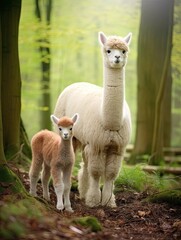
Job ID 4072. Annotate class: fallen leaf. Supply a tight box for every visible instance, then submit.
[173,220,181,230]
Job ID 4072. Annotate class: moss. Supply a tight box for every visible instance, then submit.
[0,164,28,196]
[0,198,43,219]
[72,216,102,232]
[0,221,26,240]
[149,189,181,205]
[0,197,44,239]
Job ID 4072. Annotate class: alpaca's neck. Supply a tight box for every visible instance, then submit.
[101,65,125,131]
[60,139,73,157]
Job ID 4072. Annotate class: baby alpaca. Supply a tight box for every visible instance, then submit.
[29,114,79,212]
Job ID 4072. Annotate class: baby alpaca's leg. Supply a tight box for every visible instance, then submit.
[41,163,51,200]
[63,165,73,212]
[51,166,64,210]
[29,155,42,197]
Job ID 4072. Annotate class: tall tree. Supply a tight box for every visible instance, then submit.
[35,0,52,130]
[172,0,181,146]
[131,0,174,164]
[1,0,22,156]
[0,0,27,195]
[0,9,6,166]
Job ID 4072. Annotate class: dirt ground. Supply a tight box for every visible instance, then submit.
[6,169,181,240]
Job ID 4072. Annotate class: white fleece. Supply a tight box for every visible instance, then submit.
[54,32,132,207]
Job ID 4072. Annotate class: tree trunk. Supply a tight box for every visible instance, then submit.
[151,8,173,164]
[171,0,181,147]
[163,66,172,147]
[0,0,28,196]
[130,0,174,164]
[0,11,6,165]
[35,0,52,130]
[20,118,32,159]
[1,0,22,156]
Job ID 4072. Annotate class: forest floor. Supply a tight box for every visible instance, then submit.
[1,168,181,240]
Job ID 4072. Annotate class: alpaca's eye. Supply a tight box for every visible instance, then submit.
[107,50,111,54]
[122,50,126,54]
[59,128,62,131]
[70,128,72,131]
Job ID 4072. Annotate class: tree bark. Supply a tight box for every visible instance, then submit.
[130,0,174,164]
[1,0,22,156]
[0,0,28,196]
[35,0,52,130]
[151,6,173,163]
[0,11,6,165]
[20,118,32,159]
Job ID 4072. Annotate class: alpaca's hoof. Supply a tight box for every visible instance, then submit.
[56,203,64,211]
[85,192,101,207]
[102,200,117,208]
[102,195,117,208]
[65,207,74,212]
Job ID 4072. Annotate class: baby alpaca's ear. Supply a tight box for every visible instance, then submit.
[50,115,59,125]
[99,32,107,46]
[72,113,79,124]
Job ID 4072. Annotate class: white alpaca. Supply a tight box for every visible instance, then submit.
[54,31,132,208]
[29,114,79,212]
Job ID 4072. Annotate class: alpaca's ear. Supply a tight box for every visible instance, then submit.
[124,32,132,45]
[99,32,107,46]
[72,113,79,125]
[50,115,59,125]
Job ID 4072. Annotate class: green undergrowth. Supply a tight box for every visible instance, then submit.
[73,156,181,205]
[115,164,149,192]
[72,216,102,232]
[115,163,181,204]
[115,163,180,193]
[149,189,181,205]
[0,196,44,239]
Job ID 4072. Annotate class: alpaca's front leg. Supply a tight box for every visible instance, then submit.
[102,180,116,207]
[86,175,101,207]
[102,154,122,207]
[51,167,64,210]
[78,147,89,199]
[54,183,64,210]
[63,165,74,212]
[86,153,102,207]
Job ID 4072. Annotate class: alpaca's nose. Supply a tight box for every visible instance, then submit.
[115,55,120,59]
[64,133,68,137]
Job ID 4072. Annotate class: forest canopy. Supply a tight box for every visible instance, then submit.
[19,0,180,147]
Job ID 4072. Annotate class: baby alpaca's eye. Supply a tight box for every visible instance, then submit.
[122,50,126,54]
[70,128,72,131]
[107,50,111,54]
[59,128,62,131]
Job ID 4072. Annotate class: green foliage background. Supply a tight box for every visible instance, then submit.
[19,0,181,146]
